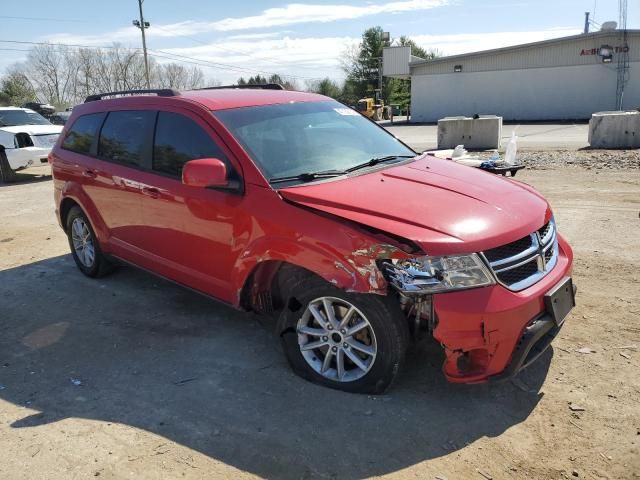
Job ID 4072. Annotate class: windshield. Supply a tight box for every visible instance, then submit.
[0,109,51,127]
[213,101,415,183]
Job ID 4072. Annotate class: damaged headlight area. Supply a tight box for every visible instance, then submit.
[382,253,495,294]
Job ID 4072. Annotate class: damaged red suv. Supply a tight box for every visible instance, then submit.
[50,85,575,393]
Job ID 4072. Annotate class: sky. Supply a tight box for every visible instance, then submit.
[0,0,637,85]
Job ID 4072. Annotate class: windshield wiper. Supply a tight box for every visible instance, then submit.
[346,155,415,173]
[269,170,346,185]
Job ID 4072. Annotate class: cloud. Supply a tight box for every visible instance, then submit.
[119,0,449,38]
[22,26,583,86]
[411,28,582,56]
[156,36,358,83]
[208,0,449,31]
[45,28,139,47]
[152,27,583,83]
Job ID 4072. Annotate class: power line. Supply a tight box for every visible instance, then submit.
[0,15,86,23]
[152,24,325,74]
[0,47,31,52]
[0,39,141,50]
[150,48,322,80]
[0,38,322,81]
[3,13,331,73]
[1,11,329,77]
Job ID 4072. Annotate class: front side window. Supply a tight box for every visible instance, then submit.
[61,113,105,154]
[214,101,414,184]
[98,111,155,167]
[153,112,227,177]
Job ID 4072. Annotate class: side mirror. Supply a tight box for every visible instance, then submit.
[182,158,228,188]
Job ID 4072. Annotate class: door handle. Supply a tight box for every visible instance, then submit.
[141,186,160,198]
[82,169,97,178]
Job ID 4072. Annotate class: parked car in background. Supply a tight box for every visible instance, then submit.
[49,111,72,126]
[0,107,63,182]
[50,86,575,393]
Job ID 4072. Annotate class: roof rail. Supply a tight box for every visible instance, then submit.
[195,83,285,91]
[84,88,181,103]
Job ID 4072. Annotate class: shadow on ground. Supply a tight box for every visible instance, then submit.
[0,171,52,187]
[0,255,552,479]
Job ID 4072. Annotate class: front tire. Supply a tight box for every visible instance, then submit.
[0,147,18,183]
[280,276,409,394]
[66,206,113,278]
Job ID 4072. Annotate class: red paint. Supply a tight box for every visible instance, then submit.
[280,154,551,256]
[434,235,573,382]
[51,89,574,384]
[182,158,227,188]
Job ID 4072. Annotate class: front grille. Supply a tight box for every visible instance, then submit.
[496,260,539,285]
[481,219,558,291]
[483,236,533,263]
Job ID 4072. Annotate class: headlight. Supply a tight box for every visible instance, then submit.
[31,134,59,148]
[382,253,495,294]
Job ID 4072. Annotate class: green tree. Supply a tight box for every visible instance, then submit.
[236,74,297,90]
[341,26,390,103]
[0,68,37,106]
[342,27,441,112]
[308,77,342,99]
[397,36,441,61]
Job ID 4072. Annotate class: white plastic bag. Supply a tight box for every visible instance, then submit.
[452,145,467,158]
[504,131,518,165]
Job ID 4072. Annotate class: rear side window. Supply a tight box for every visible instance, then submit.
[153,112,227,177]
[98,111,155,167]
[62,113,105,154]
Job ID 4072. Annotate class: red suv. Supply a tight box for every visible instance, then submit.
[50,86,575,393]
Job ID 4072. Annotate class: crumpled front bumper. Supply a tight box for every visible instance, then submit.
[432,235,574,383]
[6,147,52,170]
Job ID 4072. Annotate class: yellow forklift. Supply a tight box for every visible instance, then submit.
[356,89,391,121]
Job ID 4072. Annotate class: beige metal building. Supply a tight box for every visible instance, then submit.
[383,29,640,122]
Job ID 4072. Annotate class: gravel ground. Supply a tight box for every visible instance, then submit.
[518,150,640,170]
[0,159,638,480]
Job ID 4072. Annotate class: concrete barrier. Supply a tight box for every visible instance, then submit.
[437,115,502,150]
[589,111,640,149]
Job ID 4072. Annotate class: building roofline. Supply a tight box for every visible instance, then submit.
[409,29,640,66]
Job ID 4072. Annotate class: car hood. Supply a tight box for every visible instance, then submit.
[278,155,551,255]
[0,124,63,135]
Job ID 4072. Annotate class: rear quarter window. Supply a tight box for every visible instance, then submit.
[61,113,105,154]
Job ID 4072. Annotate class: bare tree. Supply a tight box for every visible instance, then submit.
[1,43,212,109]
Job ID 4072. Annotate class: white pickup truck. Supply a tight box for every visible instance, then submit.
[0,107,63,182]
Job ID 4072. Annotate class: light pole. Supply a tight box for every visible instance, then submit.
[378,32,390,101]
[133,0,151,89]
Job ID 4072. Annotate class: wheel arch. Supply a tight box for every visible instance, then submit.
[59,197,81,232]
[57,185,110,245]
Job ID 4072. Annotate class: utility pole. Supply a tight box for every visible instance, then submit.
[615,0,629,110]
[133,0,151,88]
[583,12,590,34]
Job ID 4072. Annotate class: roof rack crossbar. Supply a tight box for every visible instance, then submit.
[194,83,285,91]
[84,89,181,103]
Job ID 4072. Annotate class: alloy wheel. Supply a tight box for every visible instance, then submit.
[297,296,377,382]
[71,217,95,268]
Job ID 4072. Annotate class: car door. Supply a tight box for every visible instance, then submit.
[85,109,155,260]
[136,109,246,301]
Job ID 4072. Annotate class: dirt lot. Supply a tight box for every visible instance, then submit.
[0,162,639,480]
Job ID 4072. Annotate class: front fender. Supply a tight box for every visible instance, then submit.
[230,236,406,305]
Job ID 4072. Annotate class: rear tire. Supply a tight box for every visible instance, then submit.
[280,276,409,394]
[66,206,114,278]
[0,147,18,183]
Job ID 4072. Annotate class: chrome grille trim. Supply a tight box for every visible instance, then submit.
[481,218,558,292]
